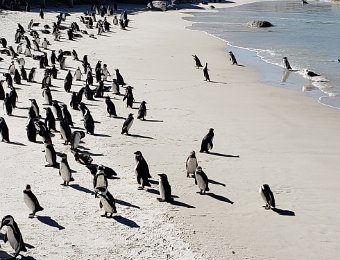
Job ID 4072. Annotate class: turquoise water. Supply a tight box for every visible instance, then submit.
[185,0,340,109]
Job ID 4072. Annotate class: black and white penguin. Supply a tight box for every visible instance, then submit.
[28,68,36,82]
[0,82,4,100]
[41,38,48,50]
[39,55,45,69]
[186,151,198,178]
[51,50,56,65]
[20,66,27,81]
[203,62,210,81]
[0,37,7,48]
[59,119,71,145]
[52,100,63,120]
[158,174,173,202]
[0,117,10,142]
[58,153,74,186]
[121,113,134,135]
[229,51,238,65]
[195,166,210,195]
[84,84,94,100]
[59,56,66,70]
[200,128,214,153]
[192,54,203,68]
[23,184,44,218]
[115,69,126,86]
[61,104,73,127]
[93,166,108,197]
[74,67,82,81]
[73,151,93,165]
[283,57,292,70]
[70,92,80,110]
[105,96,117,117]
[42,86,52,105]
[84,109,95,135]
[113,15,118,25]
[64,70,73,93]
[17,57,25,67]
[26,118,37,142]
[86,71,94,86]
[39,8,44,19]
[72,49,79,60]
[102,64,110,81]
[70,131,85,150]
[112,79,120,95]
[123,86,134,108]
[134,150,151,190]
[29,99,40,118]
[98,188,117,218]
[0,215,27,258]
[51,65,58,79]
[44,141,58,167]
[259,184,276,210]
[9,62,16,75]
[14,69,21,84]
[3,94,13,116]
[44,107,56,132]
[137,101,147,120]
[78,102,88,117]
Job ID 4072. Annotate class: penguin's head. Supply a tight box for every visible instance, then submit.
[196,166,202,172]
[209,128,214,133]
[158,173,168,182]
[25,184,31,190]
[283,57,287,60]
[97,165,104,171]
[190,151,195,156]
[0,215,14,229]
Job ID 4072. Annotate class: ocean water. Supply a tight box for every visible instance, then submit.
[184,0,340,109]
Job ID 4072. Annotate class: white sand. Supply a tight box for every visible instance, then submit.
[1,1,340,259]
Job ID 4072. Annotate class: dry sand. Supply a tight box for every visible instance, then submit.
[1,1,340,259]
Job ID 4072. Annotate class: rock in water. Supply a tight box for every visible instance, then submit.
[247,20,273,28]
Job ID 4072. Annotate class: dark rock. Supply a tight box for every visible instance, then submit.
[247,20,273,28]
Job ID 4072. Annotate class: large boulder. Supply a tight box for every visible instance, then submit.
[247,20,273,28]
[147,1,172,11]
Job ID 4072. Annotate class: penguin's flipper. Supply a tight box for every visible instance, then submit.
[99,201,103,208]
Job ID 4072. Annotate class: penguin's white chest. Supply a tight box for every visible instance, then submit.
[196,174,207,191]
[126,119,134,131]
[95,175,107,189]
[186,158,197,174]
[100,197,114,213]
[73,134,81,149]
[259,187,267,204]
[159,179,166,200]
[112,83,119,94]
[6,226,20,252]
[60,163,71,181]
[24,193,35,211]
[75,71,81,80]
[45,148,53,164]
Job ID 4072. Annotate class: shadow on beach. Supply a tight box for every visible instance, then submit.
[272,208,295,216]
[37,216,65,230]
[113,215,140,228]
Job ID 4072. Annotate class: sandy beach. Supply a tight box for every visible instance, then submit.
[1,1,340,259]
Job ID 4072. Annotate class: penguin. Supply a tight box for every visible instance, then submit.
[44,141,58,167]
[58,153,74,186]
[28,68,36,82]
[59,119,71,145]
[84,84,94,100]
[259,184,276,210]
[44,107,56,131]
[134,150,151,190]
[283,57,292,70]
[229,51,238,65]
[59,56,66,70]
[26,118,37,142]
[121,113,134,135]
[70,131,85,150]
[64,70,73,92]
[112,79,120,95]
[61,104,73,127]
[0,215,27,258]
[93,165,108,197]
[17,58,25,67]
[72,151,93,165]
[41,38,48,49]
[137,101,147,120]
[115,69,126,86]
[94,81,104,98]
[33,39,40,52]
[192,55,203,68]
[70,92,80,110]
[84,109,95,135]
[102,64,110,81]
[51,50,56,65]
[157,174,173,202]
[20,66,27,81]
[74,67,82,81]
[14,69,21,85]
[78,102,88,117]
[51,65,58,79]
[4,73,13,88]
[39,8,44,19]
[203,62,210,81]
[0,82,4,100]
[200,128,214,153]
[9,62,16,75]
[186,151,198,178]
[23,184,44,218]
[86,71,94,86]
[72,49,79,60]
[29,99,40,118]
[42,86,53,105]
[24,46,32,57]
[4,94,13,116]
[36,121,52,145]
[98,188,117,218]
[105,96,117,117]
[123,86,134,108]
[0,37,8,48]
[9,87,18,108]
[195,166,210,195]
[52,100,63,120]
[0,117,10,142]
[9,46,19,59]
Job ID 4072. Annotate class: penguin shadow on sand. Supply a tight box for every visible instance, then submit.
[205,193,234,204]
[128,133,154,139]
[36,216,65,230]
[5,141,26,146]
[115,199,140,209]
[112,215,140,228]
[204,151,240,158]
[69,184,95,195]
[8,114,28,119]
[143,119,164,123]
[271,207,295,216]
[93,133,111,138]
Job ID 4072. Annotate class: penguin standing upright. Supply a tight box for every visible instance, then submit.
[105,96,117,117]
[52,100,63,120]
[158,174,173,202]
[121,113,134,135]
[134,151,151,190]
[14,69,21,84]
[28,68,36,82]
[123,86,134,108]
[115,69,126,86]
[137,101,147,120]
[39,8,44,19]
[44,107,56,131]
[229,51,238,65]
[86,71,94,86]
[98,188,117,217]
[64,70,73,92]
[93,166,108,196]
[0,215,27,258]
[26,118,37,142]
[112,79,120,95]
[283,57,292,70]
[102,64,110,81]
[3,94,13,116]
[9,87,18,108]
[192,55,203,68]
[29,99,40,118]
[200,128,214,153]
[0,83,5,100]
[186,151,198,178]
[23,184,44,218]
[195,166,210,195]
[259,184,276,210]
[0,117,10,142]
[203,62,210,81]
[51,65,58,79]
[84,109,95,134]
[74,67,82,81]
[42,86,52,105]
[20,66,27,81]
[58,153,74,186]
[70,92,80,110]
[44,141,58,167]
[70,131,85,150]
[51,50,56,65]
[61,104,73,127]
[59,119,71,145]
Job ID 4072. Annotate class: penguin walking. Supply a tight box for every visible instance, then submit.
[200,128,214,153]
[59,119,71,145]
[229,51,238,65]
[61,104,73,127]
[123,86,134,108]
[26,118,37,142]
[29,99,40,118]
[203,62,210,81]
[115,69,126,86]
[121,113,134,135]
[192,55,203,68]
[0,117,10,142]
[259,184,276,210]
[0,215,27,258]
[70,131,85,150]
[93,166,108,197]
[42,86,53,105]
[137,101,147,120]
[134,151,151,190]
[98,188,117,218]
[105,96,117,117]
[283,57,292,70]
[74,67,82,81]
[195,166,210,195]
[44,107,56,131]
[157,174,173,202]
[84,109,95,135]
[44,141,58,167]
[23,185,44,218]
[186,151,198,178]
[64,70,73,93]
[58,153,74,186]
